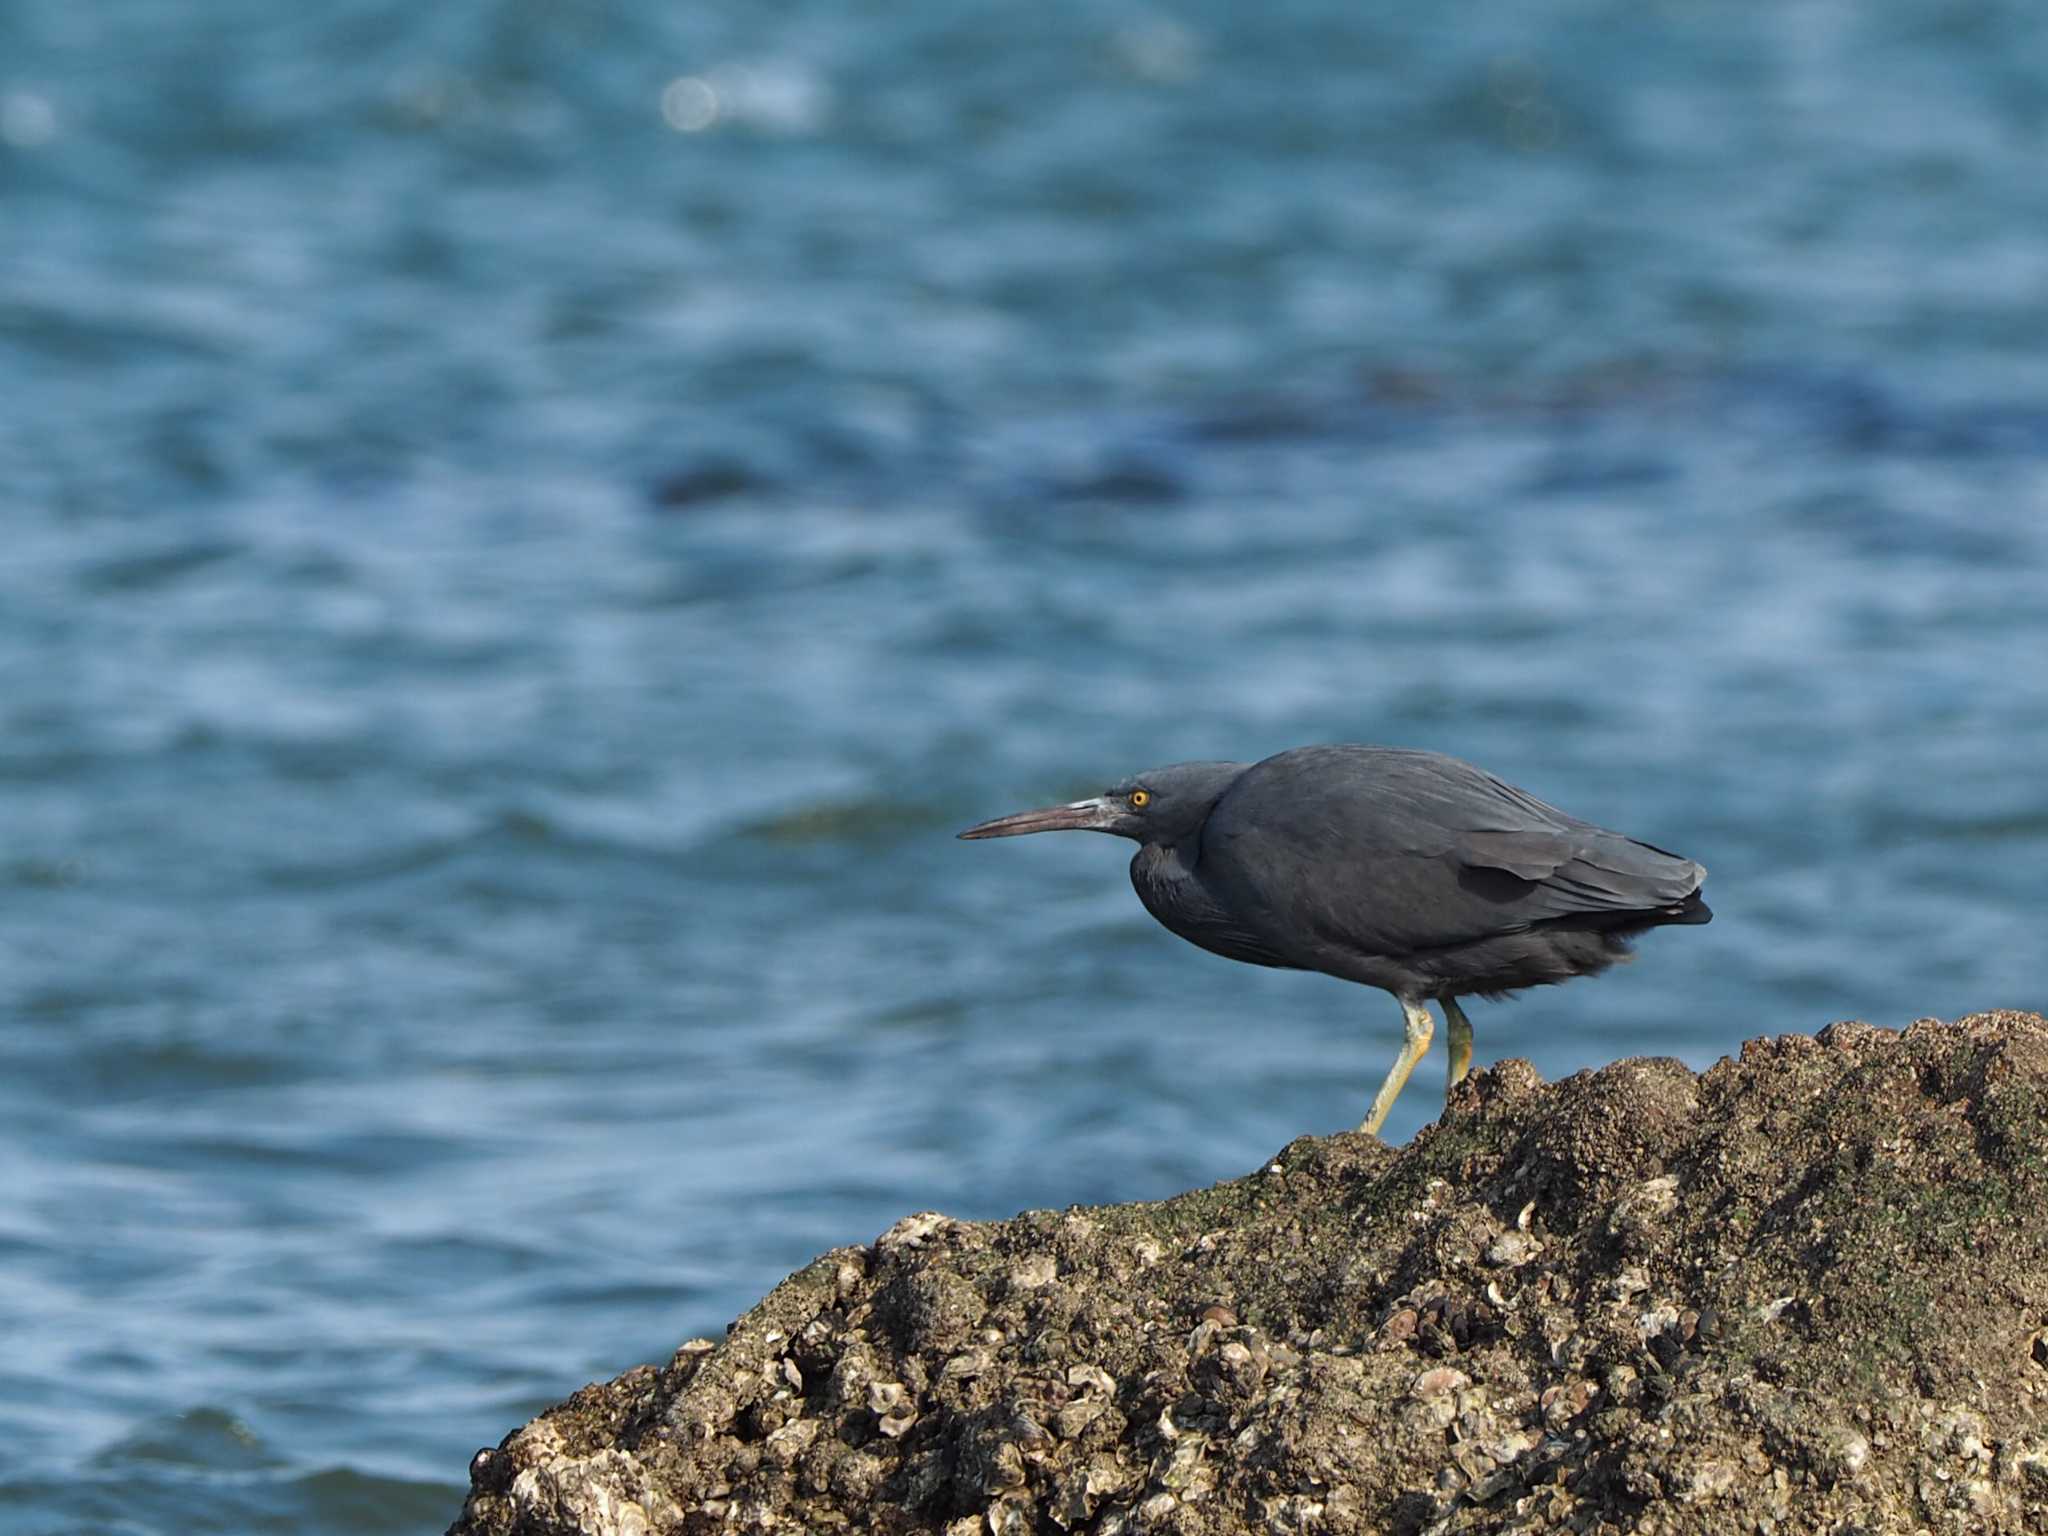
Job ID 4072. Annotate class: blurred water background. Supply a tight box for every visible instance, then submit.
[4,2,2047,1530]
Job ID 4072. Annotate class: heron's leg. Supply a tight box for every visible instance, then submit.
[1358,999,1435,1136]
[1444,996,1474,1092]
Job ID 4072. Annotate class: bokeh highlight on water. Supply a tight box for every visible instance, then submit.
[4,3,2046,1530]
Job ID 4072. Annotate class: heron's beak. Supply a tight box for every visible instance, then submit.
[958,797,1118,839]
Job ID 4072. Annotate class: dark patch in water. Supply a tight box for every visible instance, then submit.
[650,458,773,508]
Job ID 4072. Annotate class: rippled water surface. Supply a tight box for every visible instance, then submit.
[5,3,2047,1530]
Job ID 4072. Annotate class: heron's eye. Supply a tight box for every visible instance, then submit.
[1129,789,1151,809]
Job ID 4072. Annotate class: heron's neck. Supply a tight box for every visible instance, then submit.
[1128,836,1229,953]
[1131,838,1199,884]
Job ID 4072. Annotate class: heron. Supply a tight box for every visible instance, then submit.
[959,745,1709,1135]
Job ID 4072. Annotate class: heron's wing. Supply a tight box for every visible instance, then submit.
[1452,825,1705,923]
[1198,746,1703,961]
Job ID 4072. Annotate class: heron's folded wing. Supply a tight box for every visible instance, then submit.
[1368,755,1703,923]
[1200,751,1701,961]
[1455,826,1705,924]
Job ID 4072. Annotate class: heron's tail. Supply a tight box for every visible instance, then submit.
[1657,889,1712,925]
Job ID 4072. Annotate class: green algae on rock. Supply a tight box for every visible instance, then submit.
[450,1012,2048,1536]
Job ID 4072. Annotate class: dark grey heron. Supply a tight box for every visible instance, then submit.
[959,745,1709,1135]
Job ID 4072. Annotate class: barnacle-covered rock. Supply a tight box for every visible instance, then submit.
[452,1012,2048,1536]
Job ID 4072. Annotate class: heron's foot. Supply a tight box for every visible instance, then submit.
[1444,996,1474,1092]
[1359,1000,1435,1136]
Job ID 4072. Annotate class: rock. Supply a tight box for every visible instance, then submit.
[1482,1230,1541,1269]
[449,1011,2048,1536]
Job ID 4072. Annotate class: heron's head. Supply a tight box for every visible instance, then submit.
[957,760,1247,846]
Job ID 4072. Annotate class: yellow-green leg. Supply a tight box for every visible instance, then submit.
[1444,995,1473,1092]
[1359,999,1435,1136]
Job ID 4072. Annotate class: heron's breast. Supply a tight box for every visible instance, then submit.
[1128,843,1199,932]
[1128,843,1293,970]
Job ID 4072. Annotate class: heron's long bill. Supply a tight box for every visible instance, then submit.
[957,797,1116,839]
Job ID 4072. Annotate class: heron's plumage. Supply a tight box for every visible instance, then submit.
[1192,747,1706,986]
[959,742,1710,1131]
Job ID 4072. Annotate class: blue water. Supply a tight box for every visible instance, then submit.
[5,3,2047,1530]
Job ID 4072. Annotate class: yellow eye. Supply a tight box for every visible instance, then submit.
[1129,789,1151,808]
